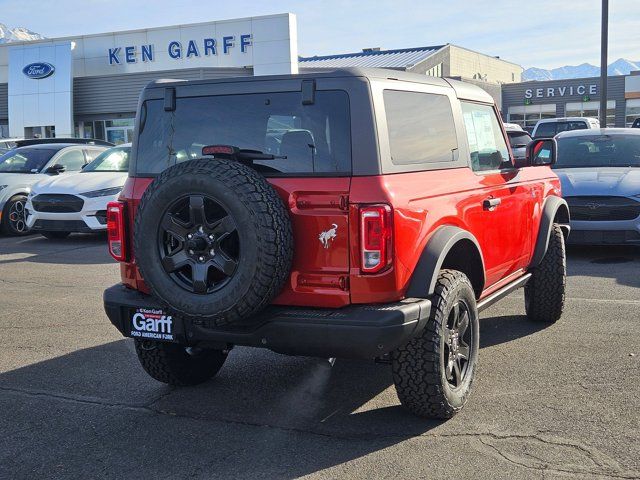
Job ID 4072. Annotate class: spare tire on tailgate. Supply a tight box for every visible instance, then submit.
[134,158,293,327]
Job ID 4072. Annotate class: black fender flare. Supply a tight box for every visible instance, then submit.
[406,226,485,298]
[530,196,570,268]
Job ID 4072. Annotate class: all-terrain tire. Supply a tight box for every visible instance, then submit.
[134,158,293,326]
[391,269,479,419]
[525,223,566,323]
[134,339,227,386]
[1,195,30,236]
[41,231,71,240]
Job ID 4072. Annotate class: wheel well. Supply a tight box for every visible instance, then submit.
[440,239,484,298]
[553,204,570,239]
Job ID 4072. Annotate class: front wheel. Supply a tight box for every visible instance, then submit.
[1,195,30,236]
[41,231,71,240]
[525,223,566,323]
[134,340,228,386]
[391,269,479,419]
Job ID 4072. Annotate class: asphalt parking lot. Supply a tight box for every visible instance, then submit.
[0,234,638,479]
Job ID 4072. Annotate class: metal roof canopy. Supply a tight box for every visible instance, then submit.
[299,45,446,69]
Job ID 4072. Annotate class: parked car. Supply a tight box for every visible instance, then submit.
[553,128,640,245]
[0,138,22,154]
[0,143,108,235]
[503,123,532,162]
[25,144,131,239]
[103,69,569,419]
[532,117,600,138]
[632,118,640,129]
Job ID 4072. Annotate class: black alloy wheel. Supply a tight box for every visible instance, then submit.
[158,194,240,294]
[443,299,473,389]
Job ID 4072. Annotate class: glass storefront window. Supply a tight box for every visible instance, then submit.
[566,101,615,126]
[625,99,640,127]
[508,104,556,131]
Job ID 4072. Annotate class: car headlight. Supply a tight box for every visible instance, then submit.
[0,185,7,193]
[80,187,123,198]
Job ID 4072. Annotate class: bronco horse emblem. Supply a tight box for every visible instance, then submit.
[319,224,338,249]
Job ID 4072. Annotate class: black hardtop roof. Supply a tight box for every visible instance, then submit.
[143,67,494,104]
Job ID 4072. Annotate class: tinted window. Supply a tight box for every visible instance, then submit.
[135,91,351,176]
[55,150,86,171]
[507,131,532,148]
[383,90,458,166]
[83,146,131,172]
[556,121,588,134]
[555,134,640,168]
[534,122,557,137]
[0,148,57,173]
[461,102,510,171]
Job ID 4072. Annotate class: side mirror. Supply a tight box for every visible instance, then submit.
[526,138,557,166]
[45,164,66,175]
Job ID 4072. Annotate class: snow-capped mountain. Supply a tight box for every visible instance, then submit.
[0,23,43,44]
[523,59,640,81]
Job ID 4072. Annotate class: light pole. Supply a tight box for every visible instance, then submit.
[599,0,609,127]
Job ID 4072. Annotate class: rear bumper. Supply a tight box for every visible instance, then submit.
[103,284,432,359]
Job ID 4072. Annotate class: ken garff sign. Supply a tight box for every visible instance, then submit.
[22,62,55,79]
[108,34,253,65]
[525,84,598,99]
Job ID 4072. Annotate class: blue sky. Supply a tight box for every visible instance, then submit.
[1,0,638,69]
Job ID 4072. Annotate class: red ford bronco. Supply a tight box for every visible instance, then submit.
[103,68,570,419]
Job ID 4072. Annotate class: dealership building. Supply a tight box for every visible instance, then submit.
[502,72,640,129]
[0,14,299,141]
[0,13,526,142]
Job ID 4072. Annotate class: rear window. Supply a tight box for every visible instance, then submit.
[383,90,458,166]
[135,90,351,176]
[507,131,532,148]
[534,122,557,137]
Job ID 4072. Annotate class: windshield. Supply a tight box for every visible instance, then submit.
[83,146,131,172]
[0,148,57,173]
[135,90,351,176]
[555,134,640,168]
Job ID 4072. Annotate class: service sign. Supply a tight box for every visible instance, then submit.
[22,62,55,79]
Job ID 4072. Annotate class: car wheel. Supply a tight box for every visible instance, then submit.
[525,223,566,323]
[1,195,30,236]
[133,158,293,327]
[391,269,479,419]
[134,339,228,386]
[41,231,71,240]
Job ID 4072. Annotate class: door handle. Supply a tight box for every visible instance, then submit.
[483,197,501,210]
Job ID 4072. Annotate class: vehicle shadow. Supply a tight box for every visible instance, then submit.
[566,245,640,289]
[0,306,549,479]
[0,340,444,479]
[0,232,112,265]
[479,314,549,348]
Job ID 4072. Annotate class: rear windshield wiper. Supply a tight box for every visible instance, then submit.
[201,145,287,161]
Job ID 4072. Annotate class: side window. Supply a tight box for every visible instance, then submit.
[383,90,458,166]
[461,102,510,172]
[55,149,86,172]
[534,122,557,138]
[85,148,104,162]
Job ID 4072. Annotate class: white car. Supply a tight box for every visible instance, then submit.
[25,144,131,239]
[0,143,107,235]
[532,117,600,138]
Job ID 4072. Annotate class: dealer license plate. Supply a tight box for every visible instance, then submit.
[129,307,177,342]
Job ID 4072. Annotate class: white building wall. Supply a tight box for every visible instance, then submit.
[0,13,298,137]
[8,42,73,137]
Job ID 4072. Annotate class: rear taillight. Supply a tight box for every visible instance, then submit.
[360,204,393,274]
[107,201,127,262]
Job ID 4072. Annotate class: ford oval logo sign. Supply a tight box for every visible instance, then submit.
[22,62,55,79]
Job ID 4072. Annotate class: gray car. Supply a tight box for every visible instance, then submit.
[553,128,640,245]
